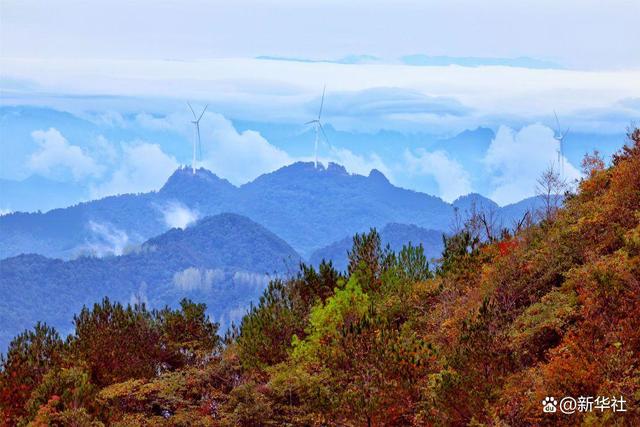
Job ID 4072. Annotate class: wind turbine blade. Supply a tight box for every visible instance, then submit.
[554,110,561,131]
[304,120,317,125]
[197,104,208,122]
[319,122,329,144]
[318,85,325,120]
[187,102,197,119]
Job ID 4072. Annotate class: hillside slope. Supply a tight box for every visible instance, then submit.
[310,222,444,271]
[0,213,300,351]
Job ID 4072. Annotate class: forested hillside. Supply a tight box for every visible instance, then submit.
[0,213,300,352]
[1,129,638,425]
[310,222,444,271]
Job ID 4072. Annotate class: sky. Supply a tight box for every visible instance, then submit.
[1,0,639,208]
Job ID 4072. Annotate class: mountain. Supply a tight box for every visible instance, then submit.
[452,193,500,213]
[309,223,444,272]
[0,162,549,260]
[0,213,301,351]
[235,162,453,256]
[0,163,450,259]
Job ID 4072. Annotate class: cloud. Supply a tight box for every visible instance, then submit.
[403,148,472,202]
[28,128,103,180]
[160,202,199,229]
[199,114,293,184]
[173,267,224,292]
[322,147,394,181]
[135,112,185,132]
[136,111,293,185]
[84,220,130,257]
[484,124,582,205]
[83,111,127,128]
[91,135,119,164]
[400,54,561,69]
[232,271,271,289]
[138,108,399,184]
[322,87,471,118]
[90,142,179,198]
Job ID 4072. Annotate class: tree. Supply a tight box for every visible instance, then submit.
[158,298,220,368]
[396,243,433,282]
[536,164,568,222]
[581,150,605,177]
[347,229,394,289]
[437,230,480,276]
[0,322,63,424]
[26,366,103,425]
[70,298,164,386]
[237,262,341,370]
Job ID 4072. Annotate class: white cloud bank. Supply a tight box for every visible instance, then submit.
[403,148,472,202]
[90,142,179,198]
[200,114,293,185]
[161,202,199,229]
[324,147,394,182]
[233,271,271,290]
[84,220,130,257]
[28,128,103,180]
[484,124,582,205]
[173,267,224,292]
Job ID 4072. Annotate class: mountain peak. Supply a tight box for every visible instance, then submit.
[368,168,390,184]
[159,166,235,196]
[326,162,348,175]
[452,193,500,211]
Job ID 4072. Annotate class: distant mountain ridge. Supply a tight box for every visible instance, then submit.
[310,223,445,272]
[0,162,545,260]
[0,213,301,351]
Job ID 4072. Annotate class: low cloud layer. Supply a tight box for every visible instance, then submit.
[200,114,293,185]
[322,87,471,118]
[84,220,130,257]
[232,271,271,290]
[173,267,224,292]
[403,148,473,202]
[323,147,394,182]
[90,142,179,198]
[484,124,582,205]
[161,202,199,229]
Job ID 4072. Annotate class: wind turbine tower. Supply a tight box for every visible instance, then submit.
[553,110,570,178]
[187,102,208,174]
[305,86,328,168]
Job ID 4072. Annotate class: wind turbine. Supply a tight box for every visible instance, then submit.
[553,110,570,178]
[305,86,328,168]
[187,102,208,174]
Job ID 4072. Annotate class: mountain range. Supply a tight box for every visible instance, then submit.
[0,162,547,351]
[0,162,541,260]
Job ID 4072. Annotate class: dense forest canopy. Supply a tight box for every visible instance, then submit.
[1,129,639,425]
